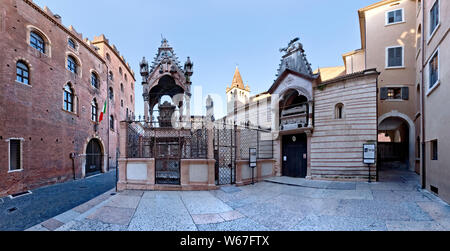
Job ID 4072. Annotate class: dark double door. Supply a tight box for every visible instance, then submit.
[282,134,307,178]
[86,139,103,176]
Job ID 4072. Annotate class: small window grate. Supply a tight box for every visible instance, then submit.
[9,190,32,199]
[430,186,439,195]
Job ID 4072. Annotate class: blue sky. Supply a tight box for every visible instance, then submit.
[34,0,376,118]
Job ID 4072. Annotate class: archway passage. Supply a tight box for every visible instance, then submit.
[86,139,103,176]
[378,117,410,171]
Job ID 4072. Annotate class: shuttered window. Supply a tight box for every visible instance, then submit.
[380,87,409,100]
[9,140,22,171]
[387,46,403,67]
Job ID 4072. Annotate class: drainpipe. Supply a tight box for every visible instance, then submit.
[106,64,111,173]
[420,2,426,189]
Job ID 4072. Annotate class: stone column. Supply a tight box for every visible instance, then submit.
[308,101,313,127]
[306,130,312,179]
[143,94,149,122]
[207,127,216,187]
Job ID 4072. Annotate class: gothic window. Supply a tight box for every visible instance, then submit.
[91,99,98,122]
[16,61,29,84]
[125,74,128,81]
[91,72,99,88]
[106,53,111,61]
[109,71,114,81]
[30,31,45,53]
[130,95,133,103]
[110,115,115,130]
[67,56,78,74]
[119,67,123,76]
[121,83,124,92]
[121,99,124,107]
[63,84,74,112]
[109,87,114,100]
[335,103,344,119]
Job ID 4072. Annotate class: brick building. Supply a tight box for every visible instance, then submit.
[0,0,135,197]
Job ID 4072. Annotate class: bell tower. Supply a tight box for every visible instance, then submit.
[226,67,250,115]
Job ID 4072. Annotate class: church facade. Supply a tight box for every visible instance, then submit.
[225,40,380,181]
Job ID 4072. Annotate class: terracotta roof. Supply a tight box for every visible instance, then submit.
[315,66,346,82]
[318,68,379,86]
[231,67,245,89]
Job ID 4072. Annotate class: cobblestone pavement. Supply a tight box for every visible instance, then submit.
[27,170,450,231]
[1,171,117,231]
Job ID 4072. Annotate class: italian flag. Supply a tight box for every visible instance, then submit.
[99,100,107,123]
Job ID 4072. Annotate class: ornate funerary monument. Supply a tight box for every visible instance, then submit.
[117,39,275,191]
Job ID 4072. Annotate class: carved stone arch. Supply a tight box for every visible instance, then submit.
[279,86,312,102]
[81,136,107,178]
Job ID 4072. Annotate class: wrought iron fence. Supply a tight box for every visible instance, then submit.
[239,127,274,160]
[126,120,208,160]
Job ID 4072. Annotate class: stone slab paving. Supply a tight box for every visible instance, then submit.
[26,170,450,231]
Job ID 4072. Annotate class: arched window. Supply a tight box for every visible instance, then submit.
[131,82,134,90]
[109,71,114,81]
[16,61,30,85]
[68,38,76,50]
[121,83,124,92]
[106,53,111,61]
[335,103,344,119]
[67,56,78,74]
[110,115,115,130]
[109,87,114,100]
[130,95,133,103]
[125,74,128,81]
[91,99,98,122]
[30,31,45,53]
[119,67,123,76]
[63,84,74,112]
[91,72,99,88]
[121,99,124,107]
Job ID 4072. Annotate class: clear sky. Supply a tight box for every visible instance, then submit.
[34,0,377,118]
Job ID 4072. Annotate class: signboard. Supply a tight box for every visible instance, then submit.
[363,144,376,164]
[249,148,257,168]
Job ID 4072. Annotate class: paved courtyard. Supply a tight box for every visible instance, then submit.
[27,170,450,231]
[0,171,117,231]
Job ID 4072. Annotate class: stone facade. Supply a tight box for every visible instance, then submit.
[416,0,450,204]
[0,0,135,197]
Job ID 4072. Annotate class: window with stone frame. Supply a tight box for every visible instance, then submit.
[110,115,115,130]
[63,84,74,112]
[9,139,22,171]
[386,9,403,25]
[16,61,30,85]
[109,87,114,100]
[91,72,99,88]
[30,31,45,53]
[68,38,76,50]
[335,103,344,119]
[429,50,439,89]
[67,56,78,74]
[91,100,98,122]
[430,0,439,36]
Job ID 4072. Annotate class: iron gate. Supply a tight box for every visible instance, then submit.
[214,124,236,185]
